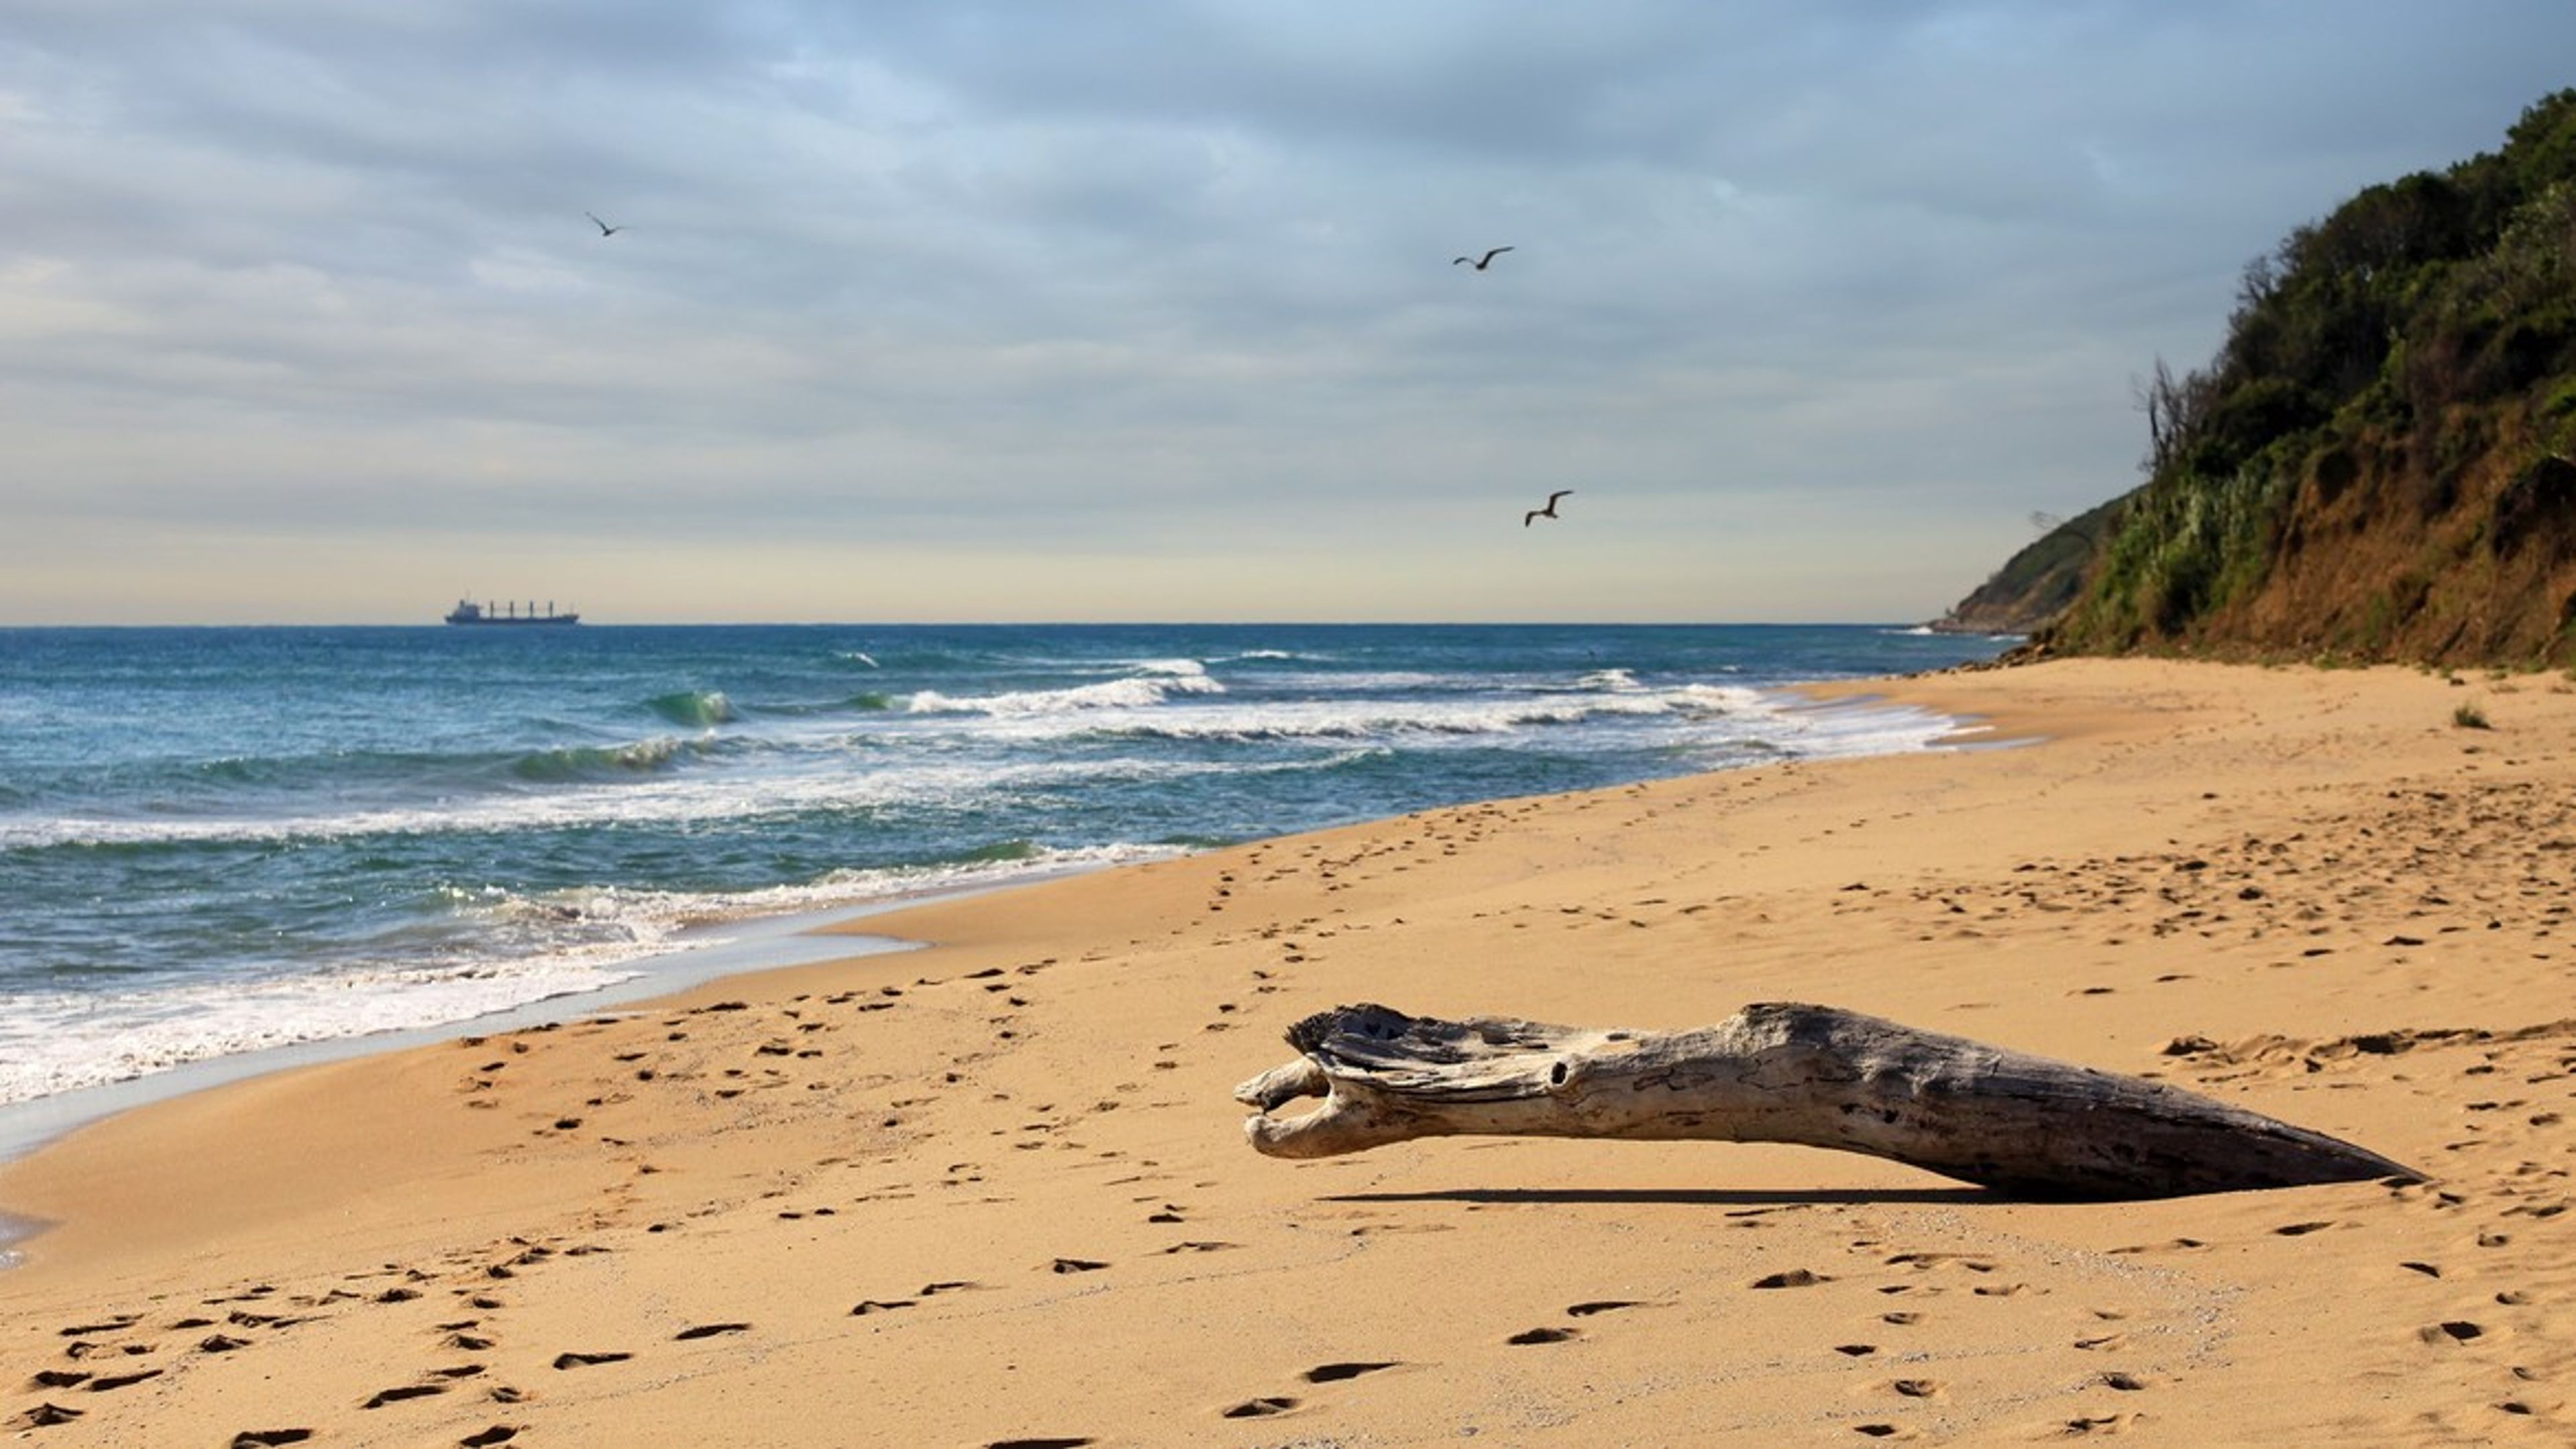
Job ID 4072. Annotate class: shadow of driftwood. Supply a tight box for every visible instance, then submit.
[1326,1186,2004,1208]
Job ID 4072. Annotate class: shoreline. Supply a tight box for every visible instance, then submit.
[5,657,2570,1444]
[0,681,1994,1277]
[0,683,1966,1175]
[0,909,923,1171]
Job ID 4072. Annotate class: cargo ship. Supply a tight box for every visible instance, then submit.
[445,598,580,626]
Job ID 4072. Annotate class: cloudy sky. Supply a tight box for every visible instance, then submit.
[4,1,2572,625]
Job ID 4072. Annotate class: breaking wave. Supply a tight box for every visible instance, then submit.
[647,690,735,728]
[907,659,1227,716]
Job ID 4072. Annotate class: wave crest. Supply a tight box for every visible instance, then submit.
[510,737,688,783]
[907,663,1226,717]
[647,690,735,728]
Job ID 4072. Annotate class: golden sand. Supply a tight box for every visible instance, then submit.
[5,658,2573,1446]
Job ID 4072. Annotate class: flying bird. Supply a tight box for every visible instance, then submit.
[1454,246,1514,270]
[586,211,627,237]
[1524,490,1572,527]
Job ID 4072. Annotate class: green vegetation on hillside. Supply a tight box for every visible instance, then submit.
[1933,497,2127,635]
[2037,90,2576,666]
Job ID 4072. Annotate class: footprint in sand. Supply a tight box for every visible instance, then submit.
[1567,1300,1640,1317]
[229,1432,313,1448]
[2421,1321,2485,1343]
[1303,1362,1400,1383]
[1888,1379,1942,1399]
[1049,1258,1109,1274]
[1508,1326,1580,1346]
[1835,1344,1878,1357]
[459,1429,521,1448]
[1222,1396,1299,1418]
[2100,1372,2151,1391]
[550,1350,633,1369]
[984,1440,1093,1448]
[363,1383,447,1409]
[1851,1426,1915,1440]
[87,1369,164,1391]
[2109,1238,2206,1256]
[1752,1269,1831,1289]
[674,1323,750,1340]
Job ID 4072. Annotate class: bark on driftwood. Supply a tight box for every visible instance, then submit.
[1234,1002,2418,1199]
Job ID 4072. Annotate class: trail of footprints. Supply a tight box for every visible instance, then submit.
[1847,779,2576,965]
[13,1220,952,1442]
[11,1201,2251,1440]
[8,1205,1293,1442]
[2155,1024,2576,1429]
[1451,1220,2218,1440]
[12,1260,547,1444]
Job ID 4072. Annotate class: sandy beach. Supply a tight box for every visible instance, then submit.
[5,657,2574,1446]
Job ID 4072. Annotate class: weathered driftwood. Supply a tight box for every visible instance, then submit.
[1234,1002,2418,1199]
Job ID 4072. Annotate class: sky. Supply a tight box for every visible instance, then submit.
[4,2,2574,626]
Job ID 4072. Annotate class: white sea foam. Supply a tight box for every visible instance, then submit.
[975,680,1768,745]
[508,841,1189,933]
[0,955,649,1107]
[906,661,1226,717]
[0,841,1183,1107]
[1765,698,1980,757]
[0,737,1403,849]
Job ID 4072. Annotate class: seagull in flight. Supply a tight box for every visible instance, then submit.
[1524,490,1572,527]
[1454,246,1514,271]
[586,211,627,237]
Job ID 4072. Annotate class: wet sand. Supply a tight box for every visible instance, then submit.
[4,657,2573,1445]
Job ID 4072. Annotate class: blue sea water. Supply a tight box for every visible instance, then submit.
[0,623,2008,1110]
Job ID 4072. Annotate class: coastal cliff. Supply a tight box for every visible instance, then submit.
[1941,90,2576,666]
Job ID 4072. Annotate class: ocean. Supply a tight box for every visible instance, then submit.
[0,623,2008,1129]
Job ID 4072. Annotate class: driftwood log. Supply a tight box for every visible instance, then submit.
[1235,1002,2418,1199]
